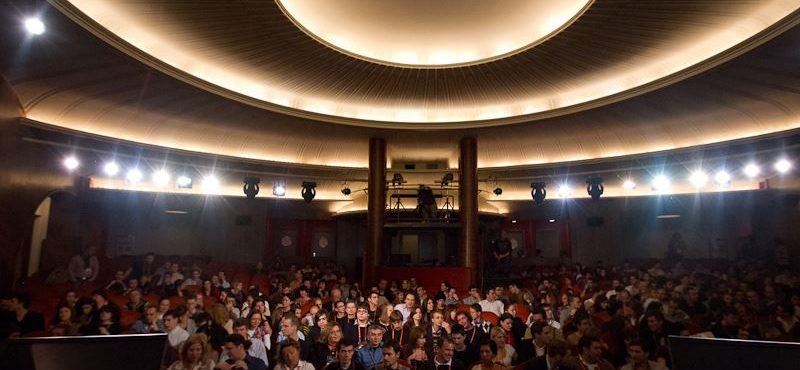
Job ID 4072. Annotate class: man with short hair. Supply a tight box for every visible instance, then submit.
[394,293,416,322]
[519,322,550,360]
[479,288,504,317]
[568,335,613,370]
[157,297,171,320]
[451,326,479,367]
[358,324,387,370]
[376,340,410,370]
[280,313,313,360]
[325,339,367,370]
[418,336,466,370]
[345,303,372,345]
[566,315,591,347]
[221,318,269,366]
[368,292,381,322]
[425,310,449,354]
[522,339,571,370]
[132,304,165,334]
[456,310,482,349]
[383,310,409,346]
[620,339,668,370]
[163,309,189,349]
[469,304,491,335]
[6,292,44,336]
[462,286,481,305]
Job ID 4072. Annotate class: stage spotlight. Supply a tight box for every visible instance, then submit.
[441,173,454,186]
[493,187,503,196]
[548,219,557,223]
[152,170,170,187]
[688,171,708,189]
[25,18,45,35]
[202,175,220,191]
[530,182,547,204]
[104,162,119,176]
[557,184,572,198]
[775,159,791,174]
[243,176,260,199]
[177,175,193,188]
[273,183,286,197]
[714,170,731,186]
[586,177,603,200]
[126,169,143,183]
[391,173,405,186]
[63,156,79,171]
[623,179,636,190]
[341,184,351,196]
[743,163,760,178]
[301,181,317,203]
[651,175,670,192]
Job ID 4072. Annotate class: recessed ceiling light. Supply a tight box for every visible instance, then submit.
[652,175,670,192]
[126,169,143,183]
[688,170,708,189]
[713,170,731,186]
[775,159,791,174]
[743,164,760,178]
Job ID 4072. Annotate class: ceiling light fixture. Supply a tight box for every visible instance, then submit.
[623,179,636,190]
[688,170,708,189]
[743,163,760,178]
[713,170,731,186]
[126,169,143,183]
[177,175,193,188]
[651,175,670,192]
[531,182,547,204]
[202,175,220,191]
[273,183,286,197]
[775,159,792,174]
[152,170,170,187]
[103,162,119,176]
[586,177,603,200]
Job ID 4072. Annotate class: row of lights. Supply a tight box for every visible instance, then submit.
[63,156,318,201]
[530,159,792,203]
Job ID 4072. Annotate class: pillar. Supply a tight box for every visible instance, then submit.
[365,137,386,287]
[458,137,479,285]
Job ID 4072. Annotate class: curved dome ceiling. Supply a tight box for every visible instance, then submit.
[275,0,593,68]
[53,0,800,128]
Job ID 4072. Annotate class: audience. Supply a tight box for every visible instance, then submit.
[2,245,800,370]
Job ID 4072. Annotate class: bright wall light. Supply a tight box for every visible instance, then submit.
[202,175,220,191]
[63,156,79,171]
[25,18,45,35]
[126,169,143,183]
[557,184,572,198]
[713,170,731,186]
[273,183,286,197]
[177,175,192,188]
[688,171,708,189]
[623,179,636,190]
[743,164,760,178]
[652,175,670,192]
[104,162,119,176]
[775,159,792,174]
[152,170,170,187]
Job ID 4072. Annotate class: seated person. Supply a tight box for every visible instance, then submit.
[167,333,215,370]
[215,333,268,370]
[376,340,410,370]
[132,304,165,334]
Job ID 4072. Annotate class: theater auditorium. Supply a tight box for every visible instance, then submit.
[2,1,800,370]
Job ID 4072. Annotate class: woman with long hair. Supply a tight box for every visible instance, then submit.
[468,340,505,370]
[311,309,332,342]
[247,310,272,350]
[208,303,233,334]
[401,326,429,365]
[405,306,425,330]
[314,321,343,370]
[49,304,79,335]
[167,333,215,370]
[489,327,516,368]
[348,286,363,303]
[376,303,393,331]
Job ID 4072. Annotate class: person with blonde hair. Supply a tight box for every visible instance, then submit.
[489,326,516,368]
[208,303,233,334]
[167,333,215,370]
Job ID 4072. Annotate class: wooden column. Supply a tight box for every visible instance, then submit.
[458,137,479,285]
[365,138,386,287]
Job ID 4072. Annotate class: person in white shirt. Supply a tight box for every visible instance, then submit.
[220,318,269,367]
[479,289,504,317]
[393,293,416,322]
[164,310,190,350]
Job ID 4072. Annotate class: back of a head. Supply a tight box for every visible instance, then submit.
[547,339,568,358]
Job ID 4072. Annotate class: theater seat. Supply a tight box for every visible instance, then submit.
[480,311,499,326]
[514,305,530,321]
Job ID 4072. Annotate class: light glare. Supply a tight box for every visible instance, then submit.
[104,162,119,176]
[557,185,572,198]
[713,170,731,186]
[273,184,286,196]
[743,164,760,178]
[126,169,143,183]
[775,159,791,174]
[177,176,192,187]
[202,175,220,190]
[623,180,636,190]
[688,171,708,188]
[152,170,170,186]
[63,156,79,170]
[652,175,670,191]
[25,18,45,35]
